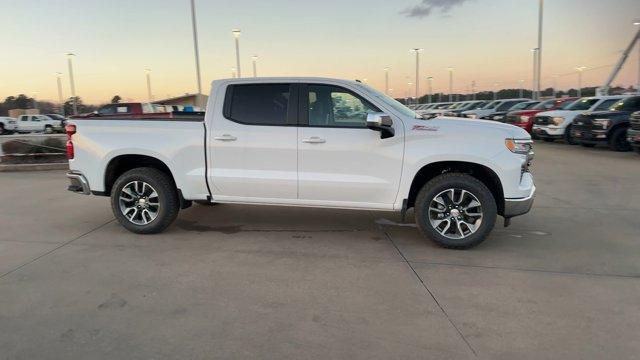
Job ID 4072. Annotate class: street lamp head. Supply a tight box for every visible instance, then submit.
[426,76,433,80]
[530,48,539,52]
[144,68,151,74]
[633,19,640,25]
[384,67,389,71]
[576,66,587,72]
[410,48,424,53]
[66,53,75,58]
[447,67,454,72]
[232,29,241,38]
[252,55,258,61]
[55,72,62,77]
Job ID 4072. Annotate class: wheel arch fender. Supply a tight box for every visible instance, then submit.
[102,150,178,196]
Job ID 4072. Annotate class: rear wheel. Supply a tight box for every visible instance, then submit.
[44,125,53,134]
[581,143,596,148]
[0,124,5,135]
[609,127,631,152]
[415,173,497,249]
[110,167,179,234]
[543,138,555,143]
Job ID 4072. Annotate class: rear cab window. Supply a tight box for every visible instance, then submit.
[224,84,294,126]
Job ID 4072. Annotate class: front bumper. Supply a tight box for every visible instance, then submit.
[571,129,608,144]
[533,125,564,138]
[67,171,91,195]
[627,128,640,149]
[504,184,536,218]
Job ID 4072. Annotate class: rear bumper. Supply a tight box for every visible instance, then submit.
[504,184,535,218]
[67,171,91,195]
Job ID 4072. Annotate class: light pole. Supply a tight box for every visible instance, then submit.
[384,67,390,95]
[145,68,153,101]
[471,80,476,100]
[537,0,544,101]
[232,29,242,78]
[252,55,258,77]
[552,75,558,98]
[576,66,587,97]
[410,49,423,103]
[531,48,539,99]
[189,0,202,94]
[493,83,500,100]
[519,79,525,98]
[426,76,433,103]
[55,72,64,116]
[231,67,237,78]
[67,53,77,115]
[407,82,413,105]
[447,67,454,102]
[32,92,38,110]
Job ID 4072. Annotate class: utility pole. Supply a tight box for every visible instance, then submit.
[55,72,64,116]
[190,0,202,94]
[531,48,539,99]
[384,67,390,95]
[576,67,586,97]
[471,80,476,100]
[447,67,454,102]
[252,55,258,77]
[537,0,544,101]
[232,29,242,78]
[519,79,525,98]
[145,68,153,101]
[67,53,77,115]
[410,49,423,103]
[427,76,433,103]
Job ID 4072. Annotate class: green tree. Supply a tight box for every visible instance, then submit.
[111,95,122,104]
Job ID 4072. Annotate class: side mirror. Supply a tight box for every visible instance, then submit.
[366,113,395,139]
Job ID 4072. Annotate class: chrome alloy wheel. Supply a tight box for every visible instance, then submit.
[428,188,483,240]
[118,181,160,225]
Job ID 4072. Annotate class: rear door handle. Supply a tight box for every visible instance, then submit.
[302,137,326,144]
[213,134,237,141]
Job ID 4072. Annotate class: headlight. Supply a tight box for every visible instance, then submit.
[493,115,504,120]
[592,118,610,129]
[552,117,564,126]
[519,116,530,123]
[505,138,533,155]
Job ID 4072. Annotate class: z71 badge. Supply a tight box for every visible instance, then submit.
[412,125,439,131]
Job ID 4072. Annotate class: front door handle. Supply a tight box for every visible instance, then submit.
[213,134,237,141]
[302,137,326,144]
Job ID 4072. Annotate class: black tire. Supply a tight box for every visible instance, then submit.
[581,143,596,148]
[608,127,631,152]
[414,173,497,249]
[564,125,577,145]
[0,124,5,135]
[194,200,218,206]
[543,138,555,143]
[44,125,53,134]
[110,167,179,234]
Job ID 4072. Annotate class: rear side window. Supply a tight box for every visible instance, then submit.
[594,99,620,111]
[226,84,291,125]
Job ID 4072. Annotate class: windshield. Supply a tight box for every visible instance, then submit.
[360,83,418,118]
[511,101,538,111]
[497,101,524,111]
[558,99,578,109]
[610,97,640,111]
[481,101,500,109]
[567,98,599,111]
[467,102,486,110]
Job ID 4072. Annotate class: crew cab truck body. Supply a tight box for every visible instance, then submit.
[16,114,64,133]
[66,78,535,249]
[532,95,627,144]
[571,96,640,151]
[505,98,577,135]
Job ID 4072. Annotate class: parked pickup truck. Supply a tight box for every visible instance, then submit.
[66,78,535,249]
[16,114,64,133]
[571,96,640,151]
[625,111,640,154]
[0,117,18,135]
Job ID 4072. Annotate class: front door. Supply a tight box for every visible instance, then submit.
[297,84,404,208]
[209,83,299,200]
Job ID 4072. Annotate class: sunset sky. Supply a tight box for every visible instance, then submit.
[1,0,639,104]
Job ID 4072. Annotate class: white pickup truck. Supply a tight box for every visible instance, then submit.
[66,78,535,249]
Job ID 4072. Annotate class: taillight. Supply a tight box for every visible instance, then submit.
[66,124,76,160]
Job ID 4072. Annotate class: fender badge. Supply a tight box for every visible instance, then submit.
[412,125,439,131]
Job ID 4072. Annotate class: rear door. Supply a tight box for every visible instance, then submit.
[209,83,299,200]
[297,83,404,207]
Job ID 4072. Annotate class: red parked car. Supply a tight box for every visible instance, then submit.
[505,98,578,133]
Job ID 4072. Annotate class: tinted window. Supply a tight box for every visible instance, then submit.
[567,98,599,111]
[228,84,290,125]
[593,99,620,111]
[98,105,116,115]
[308,85,379,127]
[497,101,524,111]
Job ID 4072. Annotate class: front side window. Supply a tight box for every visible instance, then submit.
[498,101,523,111]
[228,84,290,125]
[568,98,598,111]
[98,105,116,115]
[609,97,640,112]
[116,106,130,113]
[594,99,620,111]
[308,85,379,127]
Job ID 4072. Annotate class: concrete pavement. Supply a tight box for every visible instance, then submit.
[0,142,639,359]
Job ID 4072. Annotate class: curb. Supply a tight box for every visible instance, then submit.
[0,163,69,172]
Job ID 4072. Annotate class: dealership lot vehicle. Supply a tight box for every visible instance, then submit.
[533,95,627,144]
[15,114,64,133]
[0,116,18,134]
[488,100,540,123]
[443,100,489,117]
[572,96,640,151]
[505,98,577,134]
[461,98,530,119]
[66,78,535,249]
[627,111,640,154]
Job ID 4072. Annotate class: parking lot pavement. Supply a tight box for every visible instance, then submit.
[1,142,639,359]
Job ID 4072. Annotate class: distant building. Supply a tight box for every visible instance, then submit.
[153,94,208,110]
[8,108,40,118]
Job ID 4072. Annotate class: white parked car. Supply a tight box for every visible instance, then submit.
[16,114,65,134]
[0,117,18,135]
[532,95,628,144]
[462,99,531,119]
[66,77,535,249]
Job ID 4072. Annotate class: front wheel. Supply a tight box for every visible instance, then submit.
[415,173,497,249]
[110,167,179,234]
[581,143,596,148]
[564,125,577,145]
[44,125,53,134]
[543,138,555,143]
